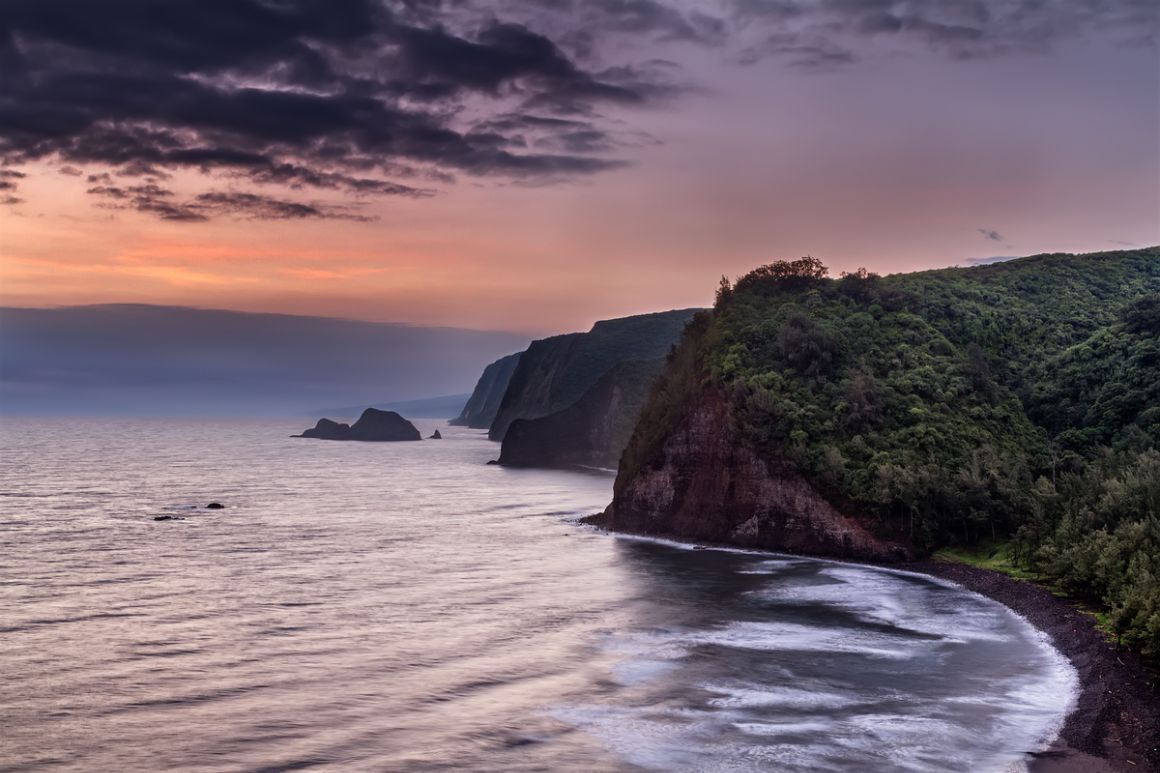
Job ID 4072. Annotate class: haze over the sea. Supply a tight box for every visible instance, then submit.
[0,304,527,416]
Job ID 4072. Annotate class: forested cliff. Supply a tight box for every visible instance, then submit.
[603,249,1160,655]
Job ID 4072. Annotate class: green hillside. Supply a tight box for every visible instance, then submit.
[616,249,1160,656]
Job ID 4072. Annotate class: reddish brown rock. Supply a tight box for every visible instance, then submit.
[602,390,910,562]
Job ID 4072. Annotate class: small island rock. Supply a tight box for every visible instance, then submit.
[206,502,225,509]
[429,430,442,439]
[296,408,422,442]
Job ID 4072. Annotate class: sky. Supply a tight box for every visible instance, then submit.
[1,0,1157,335]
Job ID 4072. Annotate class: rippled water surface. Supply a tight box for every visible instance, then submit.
[0,418,1075,772]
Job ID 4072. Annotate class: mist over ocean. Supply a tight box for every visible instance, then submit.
[0,305,527,417]
[0,418,1076,772]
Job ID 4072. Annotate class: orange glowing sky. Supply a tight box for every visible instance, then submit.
[1,3,1157,335]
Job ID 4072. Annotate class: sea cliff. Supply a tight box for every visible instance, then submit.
[489,308,698,442]
[450,351,522,429]
[498,359,664,470]
[600,248,1160,655]
[593,389,910,560]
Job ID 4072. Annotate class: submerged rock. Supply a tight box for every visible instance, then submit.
[152,515,183,521]
[296,408,422,442]
[205,502,225,509]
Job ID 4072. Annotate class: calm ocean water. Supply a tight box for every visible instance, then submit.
[0,418,1076,772]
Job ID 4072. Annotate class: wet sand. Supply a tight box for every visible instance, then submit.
[908,559,1160,773]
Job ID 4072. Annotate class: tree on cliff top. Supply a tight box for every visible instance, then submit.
[734,257,829,294]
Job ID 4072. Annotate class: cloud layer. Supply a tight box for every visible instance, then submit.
[0,0,1153,219]
[0,0,664,219]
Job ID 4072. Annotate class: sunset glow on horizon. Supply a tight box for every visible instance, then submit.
[1,1,1156,335]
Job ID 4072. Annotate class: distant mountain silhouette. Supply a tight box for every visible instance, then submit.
[0,304,529,417]
[318,394,470,421]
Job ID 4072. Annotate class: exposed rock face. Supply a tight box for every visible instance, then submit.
[489,308,699,441]
[499,360,661,469]
[488,333,583,440]
[300,417,348,439]
[450,351,523,429]
[297,408,421,441]
[602,391,910,562]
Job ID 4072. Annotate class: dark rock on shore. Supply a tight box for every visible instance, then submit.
[910,559,1160,773]
[296,408,421,442]
[602,389,911,562]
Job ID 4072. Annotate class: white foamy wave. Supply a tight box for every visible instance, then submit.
[683,619,929,659]
[704,684,858,710]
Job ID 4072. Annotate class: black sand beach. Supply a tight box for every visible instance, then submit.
[909,560,1160,773]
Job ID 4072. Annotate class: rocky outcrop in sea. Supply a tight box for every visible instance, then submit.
[296,408,422,442]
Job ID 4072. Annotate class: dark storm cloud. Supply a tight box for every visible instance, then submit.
[0,168,23,190]
[0,0,662,220]
[558,0,726,44]
[86,182,377,222]
[728,0,1156,62]
[0,167,24,201]
[0,0,1150,221]
[194,191,376,221]
[738,34,858,69]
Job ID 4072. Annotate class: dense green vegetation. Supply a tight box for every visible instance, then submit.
[623,249,1160,656]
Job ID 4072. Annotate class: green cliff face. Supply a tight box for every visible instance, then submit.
[450,351,523,429]
[488,308,700,442]
[610,249,1160,654]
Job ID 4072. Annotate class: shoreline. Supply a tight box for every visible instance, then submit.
[906,559,1159,773]
[586,521,1158,772]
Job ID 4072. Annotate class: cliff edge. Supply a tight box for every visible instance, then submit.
[489,309,699,441]
[450,351,522,429]
[498,359,663,470]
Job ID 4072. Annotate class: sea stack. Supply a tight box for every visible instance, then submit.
[297,408,422,441]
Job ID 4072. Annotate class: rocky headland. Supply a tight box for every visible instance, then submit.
[450,351,523,429]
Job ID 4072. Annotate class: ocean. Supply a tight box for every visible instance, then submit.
[0,418,1076,772]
